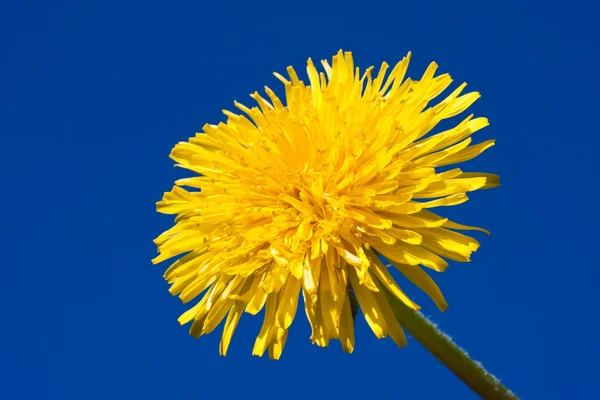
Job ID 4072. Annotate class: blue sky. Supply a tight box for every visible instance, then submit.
[1,0,599,398]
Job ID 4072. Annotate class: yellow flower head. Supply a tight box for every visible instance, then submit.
[153,50,498,359]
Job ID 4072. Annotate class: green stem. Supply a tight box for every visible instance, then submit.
[380,283,519,399]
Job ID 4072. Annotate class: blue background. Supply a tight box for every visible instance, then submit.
[2,1,598,398]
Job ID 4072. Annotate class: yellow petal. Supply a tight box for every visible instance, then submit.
[371,285,407,347]
[365,236,448,272]
[276,277,302,329]
[203,297,234,334]
[387,227,422,245]
[268,328,288,360]
[356,225,397,245]
[252,294,278,357]
[435,139,496,167]
[245,288,268,315]
[319,265,340,339]
[302,288,327,347]
[220,301,246,356]
[339,294,355,353]
[411,137,473,167]
[419,193,469,208]
[178,296,207,326]
[440,91,481,119]
[347,268,386,338]
[296,218,314,241]
[178,274,217,304]
[349,208,393,229]
[376,211,448,228]
[367,248,420,310]
[415,227,479,262]
[457,172,500,189]
[391,261,448,311]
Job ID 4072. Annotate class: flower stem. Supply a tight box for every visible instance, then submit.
[380,284,519,399]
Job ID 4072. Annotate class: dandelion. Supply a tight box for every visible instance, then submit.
[153,50,498,360]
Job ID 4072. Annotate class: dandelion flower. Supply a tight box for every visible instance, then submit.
[153,50,498,359]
